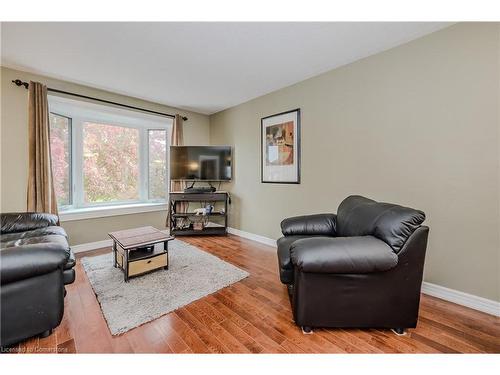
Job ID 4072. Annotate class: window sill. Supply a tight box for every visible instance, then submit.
[59,202,167,222]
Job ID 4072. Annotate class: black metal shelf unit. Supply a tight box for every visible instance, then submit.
[169,191,228,236]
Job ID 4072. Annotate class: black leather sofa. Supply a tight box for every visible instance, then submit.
[0,213,75,347]
[277,195,429,334]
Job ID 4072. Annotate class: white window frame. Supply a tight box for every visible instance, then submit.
[48,95,172,221]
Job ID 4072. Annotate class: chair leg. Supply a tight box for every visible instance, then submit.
[301,326,313,334]
[39,329,52,339]
[391,328,406,336]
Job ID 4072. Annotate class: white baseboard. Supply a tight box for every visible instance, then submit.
[72,228,275,253]
[71,229,171,254]
[71,227,500,317]
[71,239,113,253]
[227,227,277,248]
[421,282,499,317]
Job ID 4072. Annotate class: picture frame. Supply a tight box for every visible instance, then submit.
[261,108,301,184]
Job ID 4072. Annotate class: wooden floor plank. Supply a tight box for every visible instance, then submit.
[12,234,500,353]
[184,303,251,353]
[165,313,210,353]
[174,308,231,353]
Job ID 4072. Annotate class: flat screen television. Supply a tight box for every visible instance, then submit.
[170,146,232,181]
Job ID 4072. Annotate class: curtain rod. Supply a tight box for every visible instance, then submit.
[11,79,188,122]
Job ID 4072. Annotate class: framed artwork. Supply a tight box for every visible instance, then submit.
[261,108,301,184]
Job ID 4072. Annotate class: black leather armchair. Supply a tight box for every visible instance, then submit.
[0,213,75,347]
[277,196,429,334]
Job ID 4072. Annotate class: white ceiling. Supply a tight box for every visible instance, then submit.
[1,22,450,115]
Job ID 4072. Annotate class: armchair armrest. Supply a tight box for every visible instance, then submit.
[1,212,59,234]
[280,213,336,236]
[0,243,70,284]
[290,236,398,274]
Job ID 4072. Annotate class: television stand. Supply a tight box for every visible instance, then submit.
[169,191,228,236]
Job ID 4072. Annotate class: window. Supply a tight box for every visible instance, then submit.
[83,122,140,203]
[49,113,72,207]
[48,96,171,215]
[148,129,168,200]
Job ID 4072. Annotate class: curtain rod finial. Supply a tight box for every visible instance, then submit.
[12,79,29,89]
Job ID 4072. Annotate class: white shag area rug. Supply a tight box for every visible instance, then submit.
[81,239,249,335]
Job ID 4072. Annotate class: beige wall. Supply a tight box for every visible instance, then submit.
[0,66,210,244]
[210,23,500,301]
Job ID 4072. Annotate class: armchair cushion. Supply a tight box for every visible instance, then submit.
[336,195,425,253]
[0,236,71,284]
[280,214,336,237]
[0,226,67,243]
[290,236,398,274]
[277,235,326,284]
[1,212,59,234]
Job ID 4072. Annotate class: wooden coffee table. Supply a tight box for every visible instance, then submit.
[108,226,174,282]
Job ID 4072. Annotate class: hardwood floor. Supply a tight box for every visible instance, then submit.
[14,234,500,353]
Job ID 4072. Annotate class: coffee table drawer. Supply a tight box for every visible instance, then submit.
[129,253,168,277]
